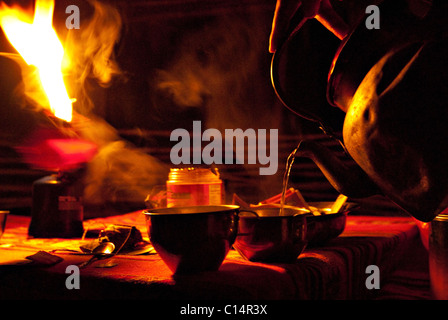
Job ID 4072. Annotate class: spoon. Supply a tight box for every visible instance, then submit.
[79,241,115,268]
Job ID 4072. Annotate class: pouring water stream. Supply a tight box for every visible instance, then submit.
[280,142,309,216]
[280,141,348,216]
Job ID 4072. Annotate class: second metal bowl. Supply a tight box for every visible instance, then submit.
[234,207,308,263]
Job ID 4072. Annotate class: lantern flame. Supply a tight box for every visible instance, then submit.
[0,0,73,122]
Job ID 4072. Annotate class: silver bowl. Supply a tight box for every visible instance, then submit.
[234,207,307,263]
[144,205,239,274]
[305,202,355,245]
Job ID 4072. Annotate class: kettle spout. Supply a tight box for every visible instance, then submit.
[296,140,380,198]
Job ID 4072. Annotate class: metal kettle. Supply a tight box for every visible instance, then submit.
[272,0,448,222]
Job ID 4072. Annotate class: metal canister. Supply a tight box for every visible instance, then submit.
[429,213,448,299]
[28,171,84,238]
[166,167,223,207]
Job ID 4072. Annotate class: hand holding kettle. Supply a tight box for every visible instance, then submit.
[269,0,448,222]
[269,0,433,53]
[269,0,349,53]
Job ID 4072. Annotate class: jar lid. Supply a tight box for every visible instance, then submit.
[168,167,220,183]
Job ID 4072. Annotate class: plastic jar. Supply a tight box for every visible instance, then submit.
[166,167,223,207]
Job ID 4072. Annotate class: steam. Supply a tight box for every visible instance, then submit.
[154,14,282,132]
[63,0,123,114]
[62,1,169,207]
[153,14,284,199]
[78,116,168,207]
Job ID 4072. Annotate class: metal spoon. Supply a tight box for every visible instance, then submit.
[79,241,115,268]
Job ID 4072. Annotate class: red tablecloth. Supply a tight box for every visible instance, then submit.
[0,212,430,300]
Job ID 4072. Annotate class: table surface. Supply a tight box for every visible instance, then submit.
[0,211,431,300]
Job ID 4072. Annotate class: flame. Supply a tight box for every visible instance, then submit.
[0,0,73,122]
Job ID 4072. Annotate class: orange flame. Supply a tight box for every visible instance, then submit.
[0,0,73,122]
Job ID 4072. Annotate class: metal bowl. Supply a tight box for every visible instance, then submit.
[305,202,353,245]
[144,205,239,274]
[234,207,307,263]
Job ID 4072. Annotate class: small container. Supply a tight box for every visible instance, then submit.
[29,171,84,238]
[166,168,223,207]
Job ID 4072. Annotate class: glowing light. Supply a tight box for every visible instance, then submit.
[0,0,73,122]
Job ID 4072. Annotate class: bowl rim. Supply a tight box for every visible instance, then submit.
[144,205,240,216]
[239,201,356,217]
[239,207,309,218]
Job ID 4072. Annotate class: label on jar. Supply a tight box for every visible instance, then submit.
[166,182,222,207]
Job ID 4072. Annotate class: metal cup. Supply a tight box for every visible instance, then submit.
[234,207,308,263]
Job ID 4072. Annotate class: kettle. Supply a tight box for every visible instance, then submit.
[271,0,448,222]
